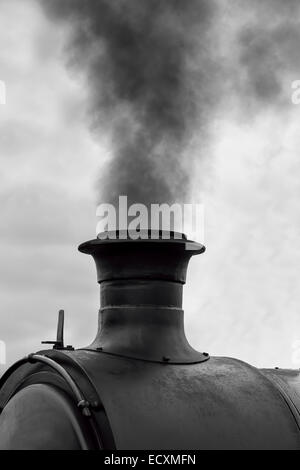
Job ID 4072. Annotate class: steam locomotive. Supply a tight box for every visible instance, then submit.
[0,233,299,449]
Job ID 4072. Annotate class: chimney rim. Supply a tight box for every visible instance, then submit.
[78,237,205,256]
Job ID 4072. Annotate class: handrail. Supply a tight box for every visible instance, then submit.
[0,354,90,417]
[0,353,97,449]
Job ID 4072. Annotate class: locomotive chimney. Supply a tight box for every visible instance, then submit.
[78,232,208,364]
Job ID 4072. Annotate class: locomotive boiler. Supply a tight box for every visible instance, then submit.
[0,232,300,449]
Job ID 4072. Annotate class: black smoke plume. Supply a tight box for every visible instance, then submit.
[226,0,300,115]
[40,0,216,207]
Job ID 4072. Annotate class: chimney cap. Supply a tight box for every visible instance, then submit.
[78,235,205,284]
[78,235,205,256]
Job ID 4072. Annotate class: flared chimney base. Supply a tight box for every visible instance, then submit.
[79,235,208,364]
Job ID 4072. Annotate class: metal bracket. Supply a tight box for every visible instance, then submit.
[42,310,73,350]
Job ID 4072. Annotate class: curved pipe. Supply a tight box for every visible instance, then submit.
[27,354,92,417]
[0,354,91,417]
[0,353,96,449]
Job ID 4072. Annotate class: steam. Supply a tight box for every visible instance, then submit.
[39,0,300,208]
[222,0,300,116]
[40,0,217,207]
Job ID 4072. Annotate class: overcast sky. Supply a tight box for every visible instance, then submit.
[1,0,300,371]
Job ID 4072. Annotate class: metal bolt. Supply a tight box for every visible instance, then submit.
[27,353,36,364]
[77,399,91,417]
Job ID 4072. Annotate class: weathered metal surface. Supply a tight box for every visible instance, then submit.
[61,351,300,450]
[0,350,115,449]
[0,384,90,450]
[79,236,208,364]
[87,306,209,364]
[0,235,300,449]
[2,351,300,449]
[260,368,300,429]
[28,353,91,416]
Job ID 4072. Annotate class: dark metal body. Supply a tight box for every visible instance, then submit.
[0,235,300,449]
